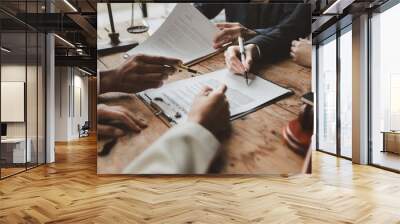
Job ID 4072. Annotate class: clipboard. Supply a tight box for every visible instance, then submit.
[137,93,177,127]
[136,68,294,127]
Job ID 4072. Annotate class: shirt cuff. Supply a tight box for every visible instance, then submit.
[253,44,262,59]
[243,42,261,60]
[182,121,220,152]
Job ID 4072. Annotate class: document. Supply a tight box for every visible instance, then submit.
[138,69,292,124]
[126,4,219,65]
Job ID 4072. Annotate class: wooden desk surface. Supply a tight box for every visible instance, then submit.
[97,47,311,174]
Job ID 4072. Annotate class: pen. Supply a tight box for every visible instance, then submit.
[164,64,200,76]
[176,64,200,76]
[238,36,249,85]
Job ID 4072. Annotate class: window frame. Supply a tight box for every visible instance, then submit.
[315,19,353,160]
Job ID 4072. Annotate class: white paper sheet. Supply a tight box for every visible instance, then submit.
[138,69,292,124]
[143,18,165,36]
[126,3,219,64]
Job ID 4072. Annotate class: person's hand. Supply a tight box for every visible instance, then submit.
[224,44,259,75]
[188,85,230,136]
[97,104,147,139]
[213,22,257,49]
[100,54,182,94]
[290,38,311,68]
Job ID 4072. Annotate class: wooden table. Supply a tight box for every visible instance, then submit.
[381,131,400,154]
[97,49,311,174]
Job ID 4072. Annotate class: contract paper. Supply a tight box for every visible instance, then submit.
[125,3,219,64]
[138,69,292,124]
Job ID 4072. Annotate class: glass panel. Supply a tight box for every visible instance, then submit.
[26,0,39,169]
[26,31,38,169]
[0,0,46,178]
[37,0,46,165]
[38,32,45,165]
[339,28,352,158]
[317,36,337,154]
[371,3,400,171]
[1,31,27,177]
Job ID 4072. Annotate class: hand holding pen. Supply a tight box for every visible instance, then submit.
[224,40,259,83]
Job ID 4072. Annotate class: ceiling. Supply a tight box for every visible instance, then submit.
[0,0,97,73]
[0,0,96,14]
[311,0,390,43]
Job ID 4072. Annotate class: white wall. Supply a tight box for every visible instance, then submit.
[55,66,69,141]
[0,65,41,138]
[1,65,26,138]
[54,67,89,141]
[72,73,89,138]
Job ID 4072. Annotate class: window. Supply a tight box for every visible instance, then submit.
[317,35,337,154]
[370,2,400,171]
[339,27,352,158]
[316,24,353,159]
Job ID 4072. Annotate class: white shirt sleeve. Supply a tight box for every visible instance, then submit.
[123,122,220,174]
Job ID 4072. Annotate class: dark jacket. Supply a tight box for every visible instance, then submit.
[195,3,311,62]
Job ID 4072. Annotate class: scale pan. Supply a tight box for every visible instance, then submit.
[127,25,149,34]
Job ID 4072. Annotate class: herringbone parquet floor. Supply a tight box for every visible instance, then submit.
[1,135,399,223]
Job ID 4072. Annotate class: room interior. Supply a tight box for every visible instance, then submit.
[313,0,400,172]
[0,0,399,222]
[0,0,97,179]
[0,25,46,177]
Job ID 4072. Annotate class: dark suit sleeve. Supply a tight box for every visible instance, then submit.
[245,4,311,62]
[194,3,225,19]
